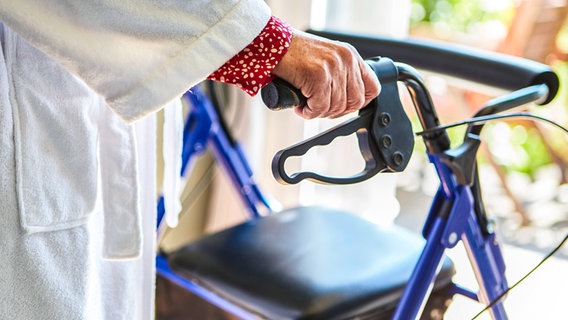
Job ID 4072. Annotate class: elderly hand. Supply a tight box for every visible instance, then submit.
[271,30,381,119]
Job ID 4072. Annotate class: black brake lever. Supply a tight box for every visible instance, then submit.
[272,107,383,185]
[270,57,415,185]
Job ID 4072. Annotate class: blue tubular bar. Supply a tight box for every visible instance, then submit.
[157,86,274,228]
[156,255,258,320]
[183,87,274,218]
[395,148,510,319]
[451,283,480,302]
[393,214,449,319]
[395,187,509,319]
[458,188,509,319]
[156,197,165,230]
[443,185,508,319]
[428,153,457,200]
[180,98,213,177]
[156,85,276,319]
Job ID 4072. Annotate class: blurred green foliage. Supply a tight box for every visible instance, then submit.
[409,0,567,177]
[488,123,552,175]
[410,0,513,32]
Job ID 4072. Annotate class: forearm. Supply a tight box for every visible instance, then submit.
[0,0,271,122]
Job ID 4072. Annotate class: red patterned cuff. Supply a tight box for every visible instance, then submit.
[207,16,293,96]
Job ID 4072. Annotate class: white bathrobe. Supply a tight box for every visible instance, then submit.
[0,1,270,319]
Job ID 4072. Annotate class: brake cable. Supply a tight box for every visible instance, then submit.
[417,112,568,319]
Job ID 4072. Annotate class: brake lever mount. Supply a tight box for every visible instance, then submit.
[272,57,415,185]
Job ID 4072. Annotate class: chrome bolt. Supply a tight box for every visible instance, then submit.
[448,232,458,245]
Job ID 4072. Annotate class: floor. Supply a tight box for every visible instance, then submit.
[394,160,568,319]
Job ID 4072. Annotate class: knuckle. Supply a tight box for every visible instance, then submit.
[342,41,357,52]
[348,94,365,109]
[336,42,354,56]
[345,100,361,113]
[310,63,330,80]
[369,83,381,97]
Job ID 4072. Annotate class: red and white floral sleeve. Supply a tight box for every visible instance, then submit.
[207,16,293,96]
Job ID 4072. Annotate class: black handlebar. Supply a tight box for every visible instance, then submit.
[306,29,559,105]
[261,30,559,110]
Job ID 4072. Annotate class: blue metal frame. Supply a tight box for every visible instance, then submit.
[393,153,509,319]
[156,86,274,228]
[156,85,275,318]
[155,84,511,319]
[156,254,258,319]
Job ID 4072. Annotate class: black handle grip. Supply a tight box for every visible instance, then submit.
[271,115,384,185]
[261,78,307,110]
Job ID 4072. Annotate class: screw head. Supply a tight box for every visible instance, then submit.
[381,135,392,149]
[391,151,404,166]
[379,113,391,127]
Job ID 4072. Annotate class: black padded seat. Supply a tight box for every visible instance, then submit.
[168,206,454,320]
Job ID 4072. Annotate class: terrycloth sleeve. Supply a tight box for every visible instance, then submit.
[0,0,271,122]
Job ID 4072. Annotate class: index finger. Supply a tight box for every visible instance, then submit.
[361,60,381,104]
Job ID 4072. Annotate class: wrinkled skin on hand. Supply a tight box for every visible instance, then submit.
[271,30,381,119]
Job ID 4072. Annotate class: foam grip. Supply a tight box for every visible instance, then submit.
[261,78,307,110]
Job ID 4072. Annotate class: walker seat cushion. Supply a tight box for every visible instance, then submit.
[168,206,454,319]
